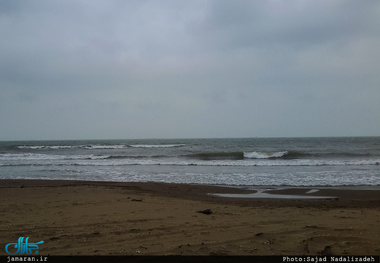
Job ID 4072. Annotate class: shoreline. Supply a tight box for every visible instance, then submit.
[1,179,379,206]
[1,179,379,255]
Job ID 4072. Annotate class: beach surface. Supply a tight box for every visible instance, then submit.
[0,180,379,256]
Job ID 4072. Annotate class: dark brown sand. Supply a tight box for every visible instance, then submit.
[0,180,379,256]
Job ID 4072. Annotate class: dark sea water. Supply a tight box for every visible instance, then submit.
[1,137,379,188]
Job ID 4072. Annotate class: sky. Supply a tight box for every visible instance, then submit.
[1,0,380,140]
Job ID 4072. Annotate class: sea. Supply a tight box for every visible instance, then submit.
[0,137,379,188]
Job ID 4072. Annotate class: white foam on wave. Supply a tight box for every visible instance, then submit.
[129,144,185,148]
[244,151,288,159]
[18,145,128,150]
[0,153,109,162]
[46,158,380,167]
[18,144,185,150]
[2,152,380,167]
[82,145,127,150]
[17,145,52,150]
[88,155,111,159]
[0,153,67,160]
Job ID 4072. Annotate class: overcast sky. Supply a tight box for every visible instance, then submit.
[1,0,380,140]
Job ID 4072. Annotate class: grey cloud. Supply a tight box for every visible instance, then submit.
[196,0,380,51]
[1,0,379,140]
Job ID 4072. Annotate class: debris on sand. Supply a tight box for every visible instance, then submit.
[197,209,213,215]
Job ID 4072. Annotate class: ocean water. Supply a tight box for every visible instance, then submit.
[0,137,379,188]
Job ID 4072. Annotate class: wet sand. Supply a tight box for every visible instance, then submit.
[0,179,379,256]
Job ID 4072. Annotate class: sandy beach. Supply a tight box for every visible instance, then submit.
[0,179,379,256]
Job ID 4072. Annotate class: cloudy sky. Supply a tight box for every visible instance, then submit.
[1,0,380,140]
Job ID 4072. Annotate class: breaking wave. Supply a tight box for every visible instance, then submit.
[1,153,380,167]
[244,151,288,159]
[186,151,293,160]
[129,144,185,148]
[18,144,186,150]
[17,145,128,150]
[18,145,75,150]
[0,153,110,161]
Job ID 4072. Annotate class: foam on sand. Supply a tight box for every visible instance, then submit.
[211,188,338,200]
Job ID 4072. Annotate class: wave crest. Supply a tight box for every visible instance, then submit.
[244,151,288,159]
[129,144,185,148]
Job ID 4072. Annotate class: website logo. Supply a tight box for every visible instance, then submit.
[5,237,44,255]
